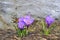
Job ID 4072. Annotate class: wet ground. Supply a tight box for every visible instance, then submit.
[0,19,60,40]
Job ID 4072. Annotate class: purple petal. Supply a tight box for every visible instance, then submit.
[45,15,54,27]
[23,15,34,25]
[17,21,25,30]
[24,15,31,19]
[18,17,24,22]
[24,19,34,25]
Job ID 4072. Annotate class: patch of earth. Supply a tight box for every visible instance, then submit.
[0,19,60,40]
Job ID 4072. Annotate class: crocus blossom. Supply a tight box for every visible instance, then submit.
[17,15,34,30]
[18,21,25,30]
[18,17,24,22]
[17,17,25,30]
[23,15,34,26]
[45,15,54,28]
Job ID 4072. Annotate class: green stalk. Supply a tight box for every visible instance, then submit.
[41,20,45,30]
[41,20,49,35]
[44,29,49,35]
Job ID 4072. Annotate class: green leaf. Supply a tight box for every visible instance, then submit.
[17,29,22,37]
[48,23,56,33]
[44,29,50,36]
[41,20,46,30]
[22,29,28,36]
[16,28,28,37]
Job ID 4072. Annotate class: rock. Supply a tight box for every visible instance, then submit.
[40,38,47,40]
[0,0,60,28]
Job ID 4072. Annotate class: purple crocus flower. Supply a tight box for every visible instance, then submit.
[18,21,25,30]
[17,17,25,30]
[23,15,34,26]
[45,15,54,28]
[18,17,24,22]
[17,15,34,29]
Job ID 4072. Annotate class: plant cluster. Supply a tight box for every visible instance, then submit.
[13,15,55,37]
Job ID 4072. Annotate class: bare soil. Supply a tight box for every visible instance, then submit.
[0,19,60,40]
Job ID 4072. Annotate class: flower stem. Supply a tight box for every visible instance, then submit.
[41,20,49,36]
[41,20,45,30]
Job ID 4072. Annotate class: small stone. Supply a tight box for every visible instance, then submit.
[40,38,47,40]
